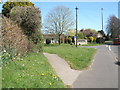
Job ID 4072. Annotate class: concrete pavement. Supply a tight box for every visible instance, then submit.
[43,53,81,86]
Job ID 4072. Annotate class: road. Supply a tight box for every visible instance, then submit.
[72,45,119,88]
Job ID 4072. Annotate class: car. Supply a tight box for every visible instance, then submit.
[113,38,120,45]
[75,39,87,45]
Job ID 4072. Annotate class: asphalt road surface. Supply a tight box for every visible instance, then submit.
[72,45,119,88]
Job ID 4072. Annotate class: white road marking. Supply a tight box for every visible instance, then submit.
[115,57,118,61]
[108,45,111,51]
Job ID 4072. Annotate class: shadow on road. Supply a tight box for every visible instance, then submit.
[115,61,120,66]
[105,43,119,45]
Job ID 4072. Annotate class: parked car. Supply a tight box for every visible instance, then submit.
[75,39,87,45]
[113,38,120,45]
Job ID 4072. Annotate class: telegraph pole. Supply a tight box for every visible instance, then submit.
[101,8,103,31]
[118,2,120,38]
[75,6,78,47]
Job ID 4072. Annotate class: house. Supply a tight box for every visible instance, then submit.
[97,32,103,38]
[43,34,65,44]
[80,29,97,38]
[97,30,105,38]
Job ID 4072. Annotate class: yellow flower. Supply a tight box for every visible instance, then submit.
[49,82,52,86]
[54,75,57,79]
[41,73,45,76]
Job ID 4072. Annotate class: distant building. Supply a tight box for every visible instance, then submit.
[43,34,65,44]
[80,29,97,38]
[67,29,76,36]
[97,30,105,38]
[97,32,103,38]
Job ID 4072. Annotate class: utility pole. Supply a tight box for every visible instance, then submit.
[118,2,120,38]
[75,6,78,47]
[101,8,103,31]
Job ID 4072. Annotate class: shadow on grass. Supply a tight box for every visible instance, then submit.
[44,44,59,47]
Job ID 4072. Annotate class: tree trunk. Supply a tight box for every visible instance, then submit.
[58,35,61,45]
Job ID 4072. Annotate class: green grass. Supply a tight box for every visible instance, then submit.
[44,44,96,70]
[2,53,66,88]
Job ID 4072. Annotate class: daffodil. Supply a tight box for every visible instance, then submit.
[49,82,52,86]
[54,75,57,79]
[41,73,45,76]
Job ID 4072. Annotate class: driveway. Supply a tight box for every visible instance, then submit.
[72,45,118,88]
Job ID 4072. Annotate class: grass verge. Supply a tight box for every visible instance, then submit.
[2,53,66,88]
[44,44,96,70]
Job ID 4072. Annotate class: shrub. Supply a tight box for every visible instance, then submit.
[78,32,85,39]
[46,39,51,44]
[1,16,29,56]
[88,36,94,42]
[10,6,43,52]
[2,1,34,17]
[96,38,105,43]
[61,37,64,43]
[64,36,67,43]
[10,6,41,37]
[72,36,75,43]
[67,37,72,44]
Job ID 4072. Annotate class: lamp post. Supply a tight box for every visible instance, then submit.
[101,8,103,31]
[75,6,78,47]
[118,2,120,38]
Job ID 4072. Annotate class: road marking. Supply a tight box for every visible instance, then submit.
[108,45,111,51]
[115,57,118,61]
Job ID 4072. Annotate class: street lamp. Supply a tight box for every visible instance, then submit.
[101,8,103,31]
[75,6,78,47]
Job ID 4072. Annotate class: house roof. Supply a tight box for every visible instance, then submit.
[43,34,65,39]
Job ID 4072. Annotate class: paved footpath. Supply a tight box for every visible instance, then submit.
[72,45,118,88]
[43,53,81,86]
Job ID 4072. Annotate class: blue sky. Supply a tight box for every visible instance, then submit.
[34,2,118,33]
[0,2,118,33]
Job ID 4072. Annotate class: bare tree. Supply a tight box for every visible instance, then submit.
[106,15,120,38]
[44,6,74,45]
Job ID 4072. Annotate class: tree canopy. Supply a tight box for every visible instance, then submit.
[2,0,34,17]
[106,16,120,38]
[44,6,74,44]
